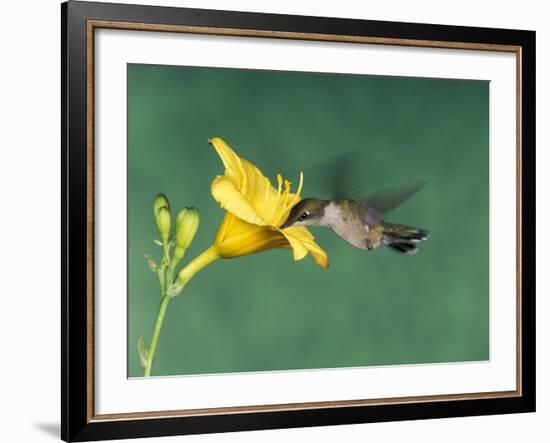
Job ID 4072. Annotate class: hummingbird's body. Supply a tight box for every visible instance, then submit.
[281,198,429,254]
[322,200,382,250]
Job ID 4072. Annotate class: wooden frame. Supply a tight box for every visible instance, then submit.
[62,1,536,441]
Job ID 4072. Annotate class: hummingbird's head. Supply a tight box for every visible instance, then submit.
[280,198,328,229]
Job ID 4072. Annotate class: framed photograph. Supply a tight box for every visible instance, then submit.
[61,1,535,441]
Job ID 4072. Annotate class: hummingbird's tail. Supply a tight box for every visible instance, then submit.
[380,221,429,255]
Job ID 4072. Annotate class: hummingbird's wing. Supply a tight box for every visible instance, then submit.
[301,150,368,200]
[329,150,366,200]
[302,150,427,214]
[360,180,428,214]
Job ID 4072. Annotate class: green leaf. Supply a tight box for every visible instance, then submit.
[137,335,149,369]
[144,255,158,272]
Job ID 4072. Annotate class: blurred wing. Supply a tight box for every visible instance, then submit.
[361,180,428,214]
[302,150,427,214]
[331,150,367,200]
[302,150,369,201]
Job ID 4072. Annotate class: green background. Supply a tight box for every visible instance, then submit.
[127,64,489,378]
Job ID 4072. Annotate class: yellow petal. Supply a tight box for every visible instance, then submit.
[211,176,267,226]
[214,214,328,268]
[214,215,286,257]
[275,227,309,261]
[210,138,282,224]
[303,239,329,269]
[239,158,281,224]
[284,226,315,241]
[209,137,303,226]
[285,226,329,269]
[208,137,246,189]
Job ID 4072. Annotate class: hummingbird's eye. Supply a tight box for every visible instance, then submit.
[299,211,309,220]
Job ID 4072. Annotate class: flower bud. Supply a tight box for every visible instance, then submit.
[155,206,171,244]
[153,193,170,216]
[174,208,200,259]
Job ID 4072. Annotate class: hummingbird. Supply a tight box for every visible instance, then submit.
[281,196,428,254]
[279,153,429,254]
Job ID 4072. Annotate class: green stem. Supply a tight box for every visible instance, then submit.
[166,262,177,288]
[143,245,220,377]
[144,295,170,377]
[167,246,186,286]
[157,241,171,297]
[162,242,170,262]
[157,268,165,297]
[176,245,220,287]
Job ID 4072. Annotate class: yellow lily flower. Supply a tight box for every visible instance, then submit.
[209,137,329,269]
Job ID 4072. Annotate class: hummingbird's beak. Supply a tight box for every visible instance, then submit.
[280,219,291,229]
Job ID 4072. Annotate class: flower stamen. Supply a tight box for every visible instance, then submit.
[295,171,304,198]
[283,179,291,207]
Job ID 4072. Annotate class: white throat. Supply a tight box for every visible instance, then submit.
[321,201,342,228]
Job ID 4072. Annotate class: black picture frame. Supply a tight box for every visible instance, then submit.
[62,1,536,441]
